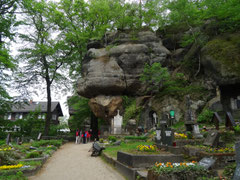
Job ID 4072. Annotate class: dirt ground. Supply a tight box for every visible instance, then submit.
[28,143,125,180]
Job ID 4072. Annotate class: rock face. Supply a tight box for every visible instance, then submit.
[77,31,171,120]
[201,34,240,85]
[88,95,123,123]
[77,31,171,98]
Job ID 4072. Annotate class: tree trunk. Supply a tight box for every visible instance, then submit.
[90,112,98,141]
[44,77,52,136]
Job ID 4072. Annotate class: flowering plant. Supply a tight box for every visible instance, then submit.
[0,164,23,170]
[151,161,209,178]
[204,147,235,153]
[174,133,187,139]
[137,145,157,152]
[154,161,197,168]
[0,147,12,151]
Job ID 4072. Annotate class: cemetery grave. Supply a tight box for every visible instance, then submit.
[0,138,63,179]
[100,108,240,180]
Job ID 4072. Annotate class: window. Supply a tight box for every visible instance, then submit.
[8,113,11,120]
[15,113,19,120]
[19,113,23,119]
[38,114,42,119]
[52,114,57,120]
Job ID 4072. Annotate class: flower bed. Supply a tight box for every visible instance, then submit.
[137,145,157,152]
[0,139,63,179]
[148,161,212,180]
[0,164,23,170]
[183,145,235,168]
[174,133,187,139]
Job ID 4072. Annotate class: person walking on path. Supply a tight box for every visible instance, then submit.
[82,130,86,144]
[75,129,80,144]
[79,130,82,144]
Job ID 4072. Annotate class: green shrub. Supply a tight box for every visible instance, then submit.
[0,140,5,146]
[223,163,236,179]
[221,131,235,143]
[0,151,16,165]
[31,140,62,148]
[197,109,214,124]
[124,136,148,140]
[186,131,193,139]
[234,125,240,135]
[99,138,104,143]
[26,151,41,159]
[108,136,117,142]
[0,171,27,180]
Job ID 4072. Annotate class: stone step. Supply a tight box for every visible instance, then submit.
[136,170,148,180]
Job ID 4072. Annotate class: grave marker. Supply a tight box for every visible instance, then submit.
[233,142,240,180]
[211,112,222,130]
[226,111,236,130]
[6,133,10,145]
[37,133,42,141]
[198,157,216,170]
[163,128,174,146]
[203,130,219,147]
[193,124,203,138]
[16,137,20,145]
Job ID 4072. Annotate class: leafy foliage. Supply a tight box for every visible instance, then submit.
[67,96,91,132]
[140,63,170,94]
[197,109,214,124]
[31,139,62,148]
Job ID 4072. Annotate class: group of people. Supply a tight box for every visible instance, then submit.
[75,129,92,144]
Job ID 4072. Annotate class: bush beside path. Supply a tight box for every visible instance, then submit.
[29,143,124,180]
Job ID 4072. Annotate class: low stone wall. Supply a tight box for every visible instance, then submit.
[175,139,204,147]
[101,152,140,180]
[182,147,235,168]
[117,151,183,168]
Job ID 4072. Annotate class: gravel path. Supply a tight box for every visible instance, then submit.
[28,143,125,180]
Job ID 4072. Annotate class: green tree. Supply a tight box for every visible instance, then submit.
[16,0,72,135]
[67,96,91,132]
[0,0,18,124]
[140,62,170,94]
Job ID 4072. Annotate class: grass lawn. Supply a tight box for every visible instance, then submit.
[103,141,168,158]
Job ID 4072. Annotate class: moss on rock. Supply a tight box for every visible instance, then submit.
[206,33,240,75]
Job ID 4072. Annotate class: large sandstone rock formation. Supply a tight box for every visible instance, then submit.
[77,31,171,98]
[77,31,171,119]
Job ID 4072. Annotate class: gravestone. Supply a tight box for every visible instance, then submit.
[37,133,42,141]
[226,111,236,130]
[111,110,123,134]
[113,140,121,146]
[6,133,11,145]
[203,130,219,147]
[184,96,195,131]
[160,114,168,126]
[198,157,216,169]
[16,137,20,145]
[212,112,222,130]
[233,141,240,180]
[163,128,174,146]
[155,128,161,144]
[193,124,203,138]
